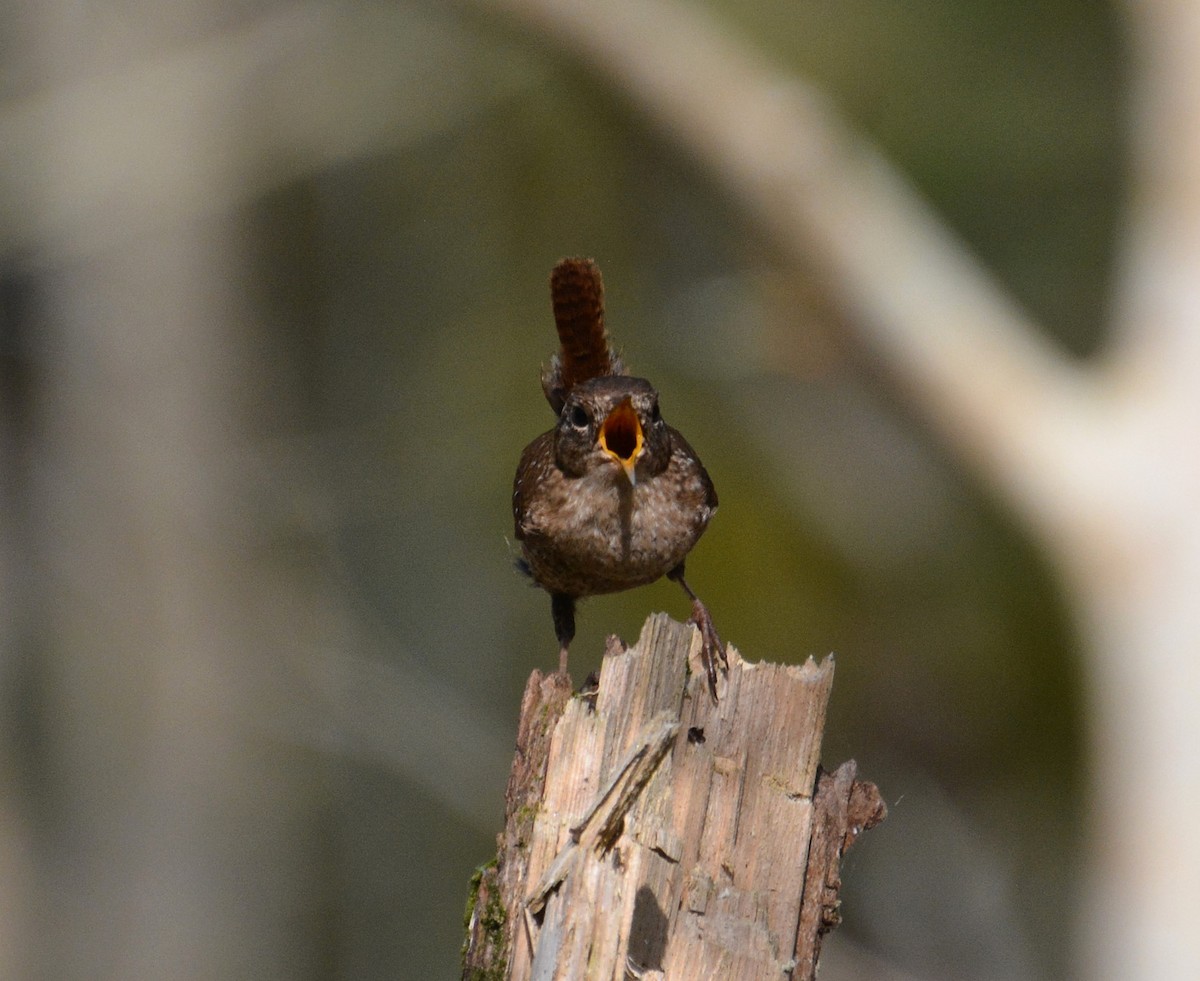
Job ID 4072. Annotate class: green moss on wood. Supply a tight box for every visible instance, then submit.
[462,859,508,981]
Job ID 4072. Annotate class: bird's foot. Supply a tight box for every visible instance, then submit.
[557,644,571,677]
[690,599,727,702]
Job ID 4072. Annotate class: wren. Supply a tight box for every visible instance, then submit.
[512,258,726,698]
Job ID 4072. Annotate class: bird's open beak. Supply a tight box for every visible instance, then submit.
[599,397,644,486]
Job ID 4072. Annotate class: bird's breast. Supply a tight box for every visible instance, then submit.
[518,459,713,598]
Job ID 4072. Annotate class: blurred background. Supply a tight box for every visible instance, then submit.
[0,0,1123,978]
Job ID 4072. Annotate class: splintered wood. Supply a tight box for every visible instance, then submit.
[463,614,884,981]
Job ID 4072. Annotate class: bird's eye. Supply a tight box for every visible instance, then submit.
[651,400,662,424]
[569,404,589,429]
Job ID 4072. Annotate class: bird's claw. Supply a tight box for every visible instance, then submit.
[691,599,726,702]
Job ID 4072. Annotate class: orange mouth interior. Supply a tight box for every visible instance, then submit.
[600,398,643,464]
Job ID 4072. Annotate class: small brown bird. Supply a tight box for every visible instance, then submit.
[512,257,726,697]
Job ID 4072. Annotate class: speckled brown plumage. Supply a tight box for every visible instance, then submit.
[513,258,726,697]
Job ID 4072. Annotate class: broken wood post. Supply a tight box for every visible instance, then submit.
[463,613,885,980]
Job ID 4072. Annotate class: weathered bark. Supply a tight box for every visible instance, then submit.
[464,613,884,980]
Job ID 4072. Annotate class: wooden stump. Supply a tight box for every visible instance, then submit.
[463,614,884,980]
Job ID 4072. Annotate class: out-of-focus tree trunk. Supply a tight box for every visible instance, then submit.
[2,3,542,975]
[32,222,327,979]
[19,3,327,976]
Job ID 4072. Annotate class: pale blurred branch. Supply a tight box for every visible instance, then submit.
[1113,0,1200,371]
[0,1,539,260]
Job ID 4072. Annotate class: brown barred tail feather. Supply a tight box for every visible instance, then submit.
[542,257,625,412]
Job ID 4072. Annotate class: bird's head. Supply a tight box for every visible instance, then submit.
[553,376,671,484]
